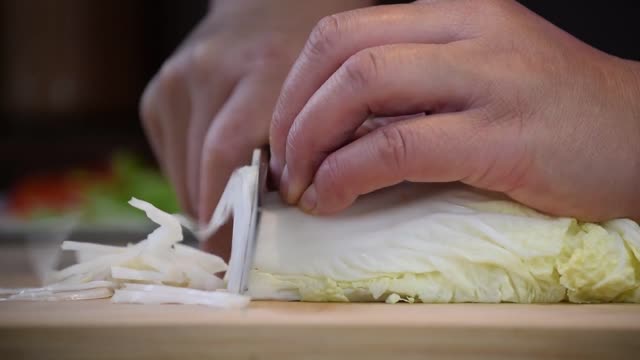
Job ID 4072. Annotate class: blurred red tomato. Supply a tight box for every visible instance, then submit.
[7,167,112,218]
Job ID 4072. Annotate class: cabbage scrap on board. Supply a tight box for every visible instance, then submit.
[1,163,258,309]
[2,197,249,309]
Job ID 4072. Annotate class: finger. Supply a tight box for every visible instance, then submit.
[139,79,166,165]
[299,111,493,214]
[159,85,192,215]
[282,43,485,204]
[185,56,237,215]
[198,72,280,225]
[270,0,478,180]
[141,63,193,214]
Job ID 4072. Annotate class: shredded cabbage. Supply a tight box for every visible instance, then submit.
[5,195,247,308]
[6,287,114,301]
[47,197,227,291]
[111,283,250,308]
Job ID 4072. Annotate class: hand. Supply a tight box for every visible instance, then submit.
[140,0,373,255]
[270,0,640,221]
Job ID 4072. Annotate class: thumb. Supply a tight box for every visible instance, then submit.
[298,111,496,214]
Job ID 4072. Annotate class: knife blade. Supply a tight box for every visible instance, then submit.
[227,148,268,294]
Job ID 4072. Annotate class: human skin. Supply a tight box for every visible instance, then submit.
[140,0,373,256]
[270,0,640,222]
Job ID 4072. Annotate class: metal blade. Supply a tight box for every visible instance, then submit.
[235,148,268,294]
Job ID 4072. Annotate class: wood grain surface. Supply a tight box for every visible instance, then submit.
[1,243,639,359]
[1,300,639,359]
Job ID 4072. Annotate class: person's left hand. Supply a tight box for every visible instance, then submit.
[140,0,373,257]
[270,0,640,221]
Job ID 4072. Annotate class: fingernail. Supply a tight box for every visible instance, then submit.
[299,184,317,213]
[287,179,306,205]
[280,165,307,204]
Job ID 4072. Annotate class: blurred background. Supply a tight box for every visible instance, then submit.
[0,0,638,227]
[1,0,207,285]
[2,0,208,227]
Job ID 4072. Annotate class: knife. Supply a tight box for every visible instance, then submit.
[226,148,268,295]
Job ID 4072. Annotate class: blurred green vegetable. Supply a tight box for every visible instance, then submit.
[8,151,179,225]
[83,152,180,223]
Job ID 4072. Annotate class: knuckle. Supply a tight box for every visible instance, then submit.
[284,128,301,162]
[270,100,288,138]
[139,60,183,125]
[270,77,300,146]
[247,36,292,69]
[316,154,354,206]
[341,49,380,89]
[202,126,259,171]
[139,57,188,128]
[187,43,218,78]
[305,14,342,58]
[203,141,234,169]
[271,83,297,135]
[139,87,157,128]
[157,57,185,88]
[318,154,343,190]
[202,131,234,165]
[284,120,319,169]
[376,126,408,173]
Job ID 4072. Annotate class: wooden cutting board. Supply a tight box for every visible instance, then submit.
[1,243,639,359]
[1,299,639,359]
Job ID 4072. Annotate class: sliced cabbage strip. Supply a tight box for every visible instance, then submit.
[6,195,242,308]
[46,198,227,292]
[111,283,250,309]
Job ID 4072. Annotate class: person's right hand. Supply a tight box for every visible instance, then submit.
[140,0,372,256]
[270,0,640,222]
